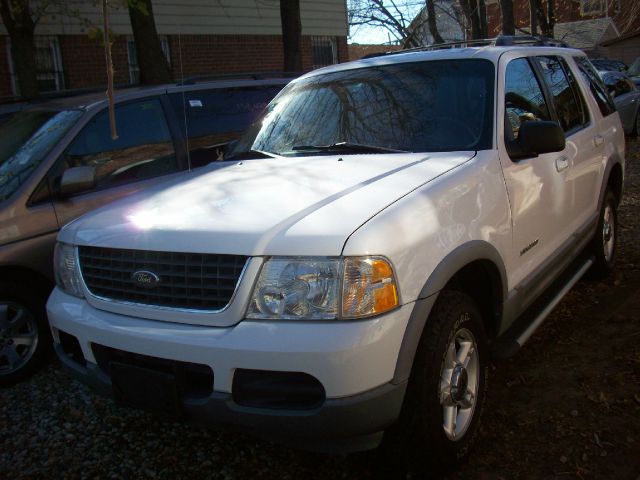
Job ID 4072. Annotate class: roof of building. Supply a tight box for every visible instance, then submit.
[554,18,620,50]
[600,28,640,46]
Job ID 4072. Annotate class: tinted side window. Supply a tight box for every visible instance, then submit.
[605,74,634,97]
[169,86,282,167]
[535,56,585,133]
[558,57,589,126]
[63,99,177,189]
[574,57,616,117]
[504,58,551,140]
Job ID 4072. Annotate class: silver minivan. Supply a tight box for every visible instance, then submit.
[0,76,289,385]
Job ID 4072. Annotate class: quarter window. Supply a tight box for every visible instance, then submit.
[62,99,177,190]
[535,56,586,133]
[574,57,616,117]
[504,58,551,140]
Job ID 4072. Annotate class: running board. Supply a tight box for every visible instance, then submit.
[492,257,594,359]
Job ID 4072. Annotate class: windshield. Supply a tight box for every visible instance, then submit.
[0,109,82,201]
[231,59,494,157]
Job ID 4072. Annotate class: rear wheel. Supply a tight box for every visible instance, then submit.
[0,284,52,387]
[589,189,618,279]
[383,290,488,474]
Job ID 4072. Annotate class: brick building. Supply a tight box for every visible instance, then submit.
[0,0,348,101]
[485,0,640,54]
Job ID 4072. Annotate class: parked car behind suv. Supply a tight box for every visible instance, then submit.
[0,75,291,386]
[600,70,640,135]
[47,38,625,472]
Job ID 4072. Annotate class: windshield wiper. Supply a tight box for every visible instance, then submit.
[225,149,279,160]
[291,142,409,154]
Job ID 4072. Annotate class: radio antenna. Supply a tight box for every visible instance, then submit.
[178,30,191,171]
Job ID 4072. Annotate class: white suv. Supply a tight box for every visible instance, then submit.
[47,38,625,471]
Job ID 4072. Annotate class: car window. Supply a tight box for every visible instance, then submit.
[557,57,589,126]
[169,86,282,167]
[233,59,495,155]
[604,74,635,97]
[0,109,82,202]
[62,99,177,190]
[504,57,551,140]
[535,56,586,134]
[574,57,616,117]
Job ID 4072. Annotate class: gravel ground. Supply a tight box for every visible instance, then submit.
[1,138,639,480]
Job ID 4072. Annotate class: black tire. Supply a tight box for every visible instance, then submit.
[0,283,52,387]
[382,290,488,475]
[631,109,639,137]
[589,189,618,279]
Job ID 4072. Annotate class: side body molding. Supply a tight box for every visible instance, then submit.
[392,240,508,384]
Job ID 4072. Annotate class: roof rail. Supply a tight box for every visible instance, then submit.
[494,35,569,47]
[176,71,300,86]
[362,35,570,59]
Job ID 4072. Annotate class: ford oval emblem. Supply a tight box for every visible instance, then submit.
[131,270,161,288]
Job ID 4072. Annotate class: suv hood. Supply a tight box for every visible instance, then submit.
[60,153,474,256]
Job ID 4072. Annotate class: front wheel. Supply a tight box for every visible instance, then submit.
[0,284,52,387]
[383,290,488,474]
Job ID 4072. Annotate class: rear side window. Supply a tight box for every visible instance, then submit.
[534,56,587,134]
[504,58,551,140]
[574,57,616,117]
[62,99,178,190]
[169,86,282,167]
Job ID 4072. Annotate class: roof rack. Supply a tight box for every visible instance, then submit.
[176,71,300,86]
[362,35,570,59]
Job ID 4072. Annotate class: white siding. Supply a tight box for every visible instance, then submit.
[0,0,347,37]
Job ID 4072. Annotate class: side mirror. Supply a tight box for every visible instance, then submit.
[58,166,96,197]
[507,121,565,160]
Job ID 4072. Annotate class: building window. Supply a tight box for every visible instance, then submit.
[127,36,170,84]
[311,36,338,69]
[8,35,65,96]
[581,0,603,15]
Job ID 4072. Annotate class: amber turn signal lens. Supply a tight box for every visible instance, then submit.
[342,257,399,318]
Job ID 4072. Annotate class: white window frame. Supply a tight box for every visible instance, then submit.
[127,35,171,85]
[311,36,338,70]
[581,0,603,15]
[6,35,64,96]
[35,36,65,91]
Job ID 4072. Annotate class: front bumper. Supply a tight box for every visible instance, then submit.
[47,288,412,451]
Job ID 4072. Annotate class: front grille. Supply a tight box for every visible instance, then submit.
[78,246,248,311]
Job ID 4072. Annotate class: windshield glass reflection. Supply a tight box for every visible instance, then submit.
[232,59,494,157]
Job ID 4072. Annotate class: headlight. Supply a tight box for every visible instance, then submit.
[54,242,84,298]
[247,256,398,320]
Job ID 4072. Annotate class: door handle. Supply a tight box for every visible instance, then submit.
[555,156,569,172]
[594,134,604,146]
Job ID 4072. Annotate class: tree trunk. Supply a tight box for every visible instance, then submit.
[128,0,171,85]
[529,0,538,35]
[280,0,302,72]
[426,0,444,44]
[0,0,39,99]
[500,0,515,35]
[547,0,555,34]
[536,0,554,37]
[459,0,484,39]
[478,0,487,38]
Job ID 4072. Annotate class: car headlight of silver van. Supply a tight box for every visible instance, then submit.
[54,242,85,298]
[247,256,398,320]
